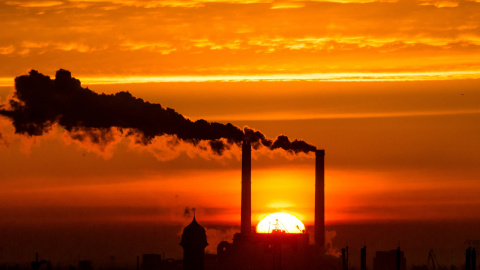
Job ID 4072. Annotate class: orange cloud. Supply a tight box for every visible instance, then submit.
[6,1,64,7]
[0,46,15,55]
[1,0,480,78]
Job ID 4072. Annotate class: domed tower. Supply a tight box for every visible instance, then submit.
[180,216,208,270]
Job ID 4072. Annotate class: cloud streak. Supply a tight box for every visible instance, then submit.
[1,0,480,78]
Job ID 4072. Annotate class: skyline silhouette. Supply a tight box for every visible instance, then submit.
[1,70,480,269]
[1,1,480,269]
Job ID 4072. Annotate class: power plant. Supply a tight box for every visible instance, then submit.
[214,141,327,270]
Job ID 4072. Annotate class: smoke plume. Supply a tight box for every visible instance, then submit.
[0,69,316,154]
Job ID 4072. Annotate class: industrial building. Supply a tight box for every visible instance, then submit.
[213,141,328,270]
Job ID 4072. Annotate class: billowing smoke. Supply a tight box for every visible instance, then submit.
[0,69,316,154]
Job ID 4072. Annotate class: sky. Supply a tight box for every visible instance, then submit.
[1,0,480,268]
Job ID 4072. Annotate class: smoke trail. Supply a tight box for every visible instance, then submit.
[0,69,316,154]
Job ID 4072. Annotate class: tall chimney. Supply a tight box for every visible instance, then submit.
[473,248,477,270]
[361,246,367,270]
[341,248,347,270]
[315,149,325,251]
[396,247,401,270]
[241,141,252,237]
[467,247,472,270]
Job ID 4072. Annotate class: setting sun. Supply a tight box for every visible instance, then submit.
[256,213,306,234]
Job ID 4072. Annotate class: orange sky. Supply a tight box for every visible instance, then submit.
[1,0,480,230]
[2,0,480,80]
[1,79,480,228]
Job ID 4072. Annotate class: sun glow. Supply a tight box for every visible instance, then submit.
[256,213,306,234]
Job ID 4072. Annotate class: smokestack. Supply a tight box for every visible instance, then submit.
[315,149,325,251]
[473,248,477,270]
[467,247,472,270]
[341,248,347,270]
[241,141,251,237]
[396,247,401,270]
[361,246,367,270]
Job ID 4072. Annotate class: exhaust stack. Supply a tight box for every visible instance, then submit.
[241,141,252,237]
[315,149,325,251]
[361,246,367,270]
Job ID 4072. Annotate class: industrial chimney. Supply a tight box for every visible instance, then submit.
[361,246,367,270]
[241,141,252,237]
[315,149,325,251]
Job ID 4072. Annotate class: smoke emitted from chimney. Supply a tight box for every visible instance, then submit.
[0,69,316,155]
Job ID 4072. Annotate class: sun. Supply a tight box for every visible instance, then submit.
[256,212,306,234]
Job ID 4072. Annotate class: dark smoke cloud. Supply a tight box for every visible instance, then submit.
[0,69,316,154]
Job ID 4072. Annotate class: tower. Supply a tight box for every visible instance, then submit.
[241,140,252,237]
[180,217,208,270]
[315,149,325,252]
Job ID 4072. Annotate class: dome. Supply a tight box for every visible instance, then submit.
[180,217,208,248]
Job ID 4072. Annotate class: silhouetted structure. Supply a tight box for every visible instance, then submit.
[78,261,92,270]
[466,247,477,270]
[373,247,406,270]
[397,247,401,270]
[180,217,208,270]
[216,142,330,270]
[31,253,46,270]
[361,246,367,270]
[142,254,163,270]
[241,140,251,238]
[140,254,182,270]
[342,246,349,270]
[474,248,477,270]
[427,249,441,270]
[315,149,325,252]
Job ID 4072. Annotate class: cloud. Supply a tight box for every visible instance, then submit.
[120,41,176,54]
[6,1,64,8]
[14,41,104,55]
[0,46,15,55]
[271,1,305,9]
[66,0,273,8]
[2,0,480,78]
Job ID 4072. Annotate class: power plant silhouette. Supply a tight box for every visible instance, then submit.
[7,142,475,270]
[181,141,328,270]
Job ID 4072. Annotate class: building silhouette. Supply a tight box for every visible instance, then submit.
[142,254,163,270]
[180,217,208,270]
[466,247,477,270]
[373,247,406,270]
[361,246,367,270]
[215,142,330,270]
[78,260,92,270]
